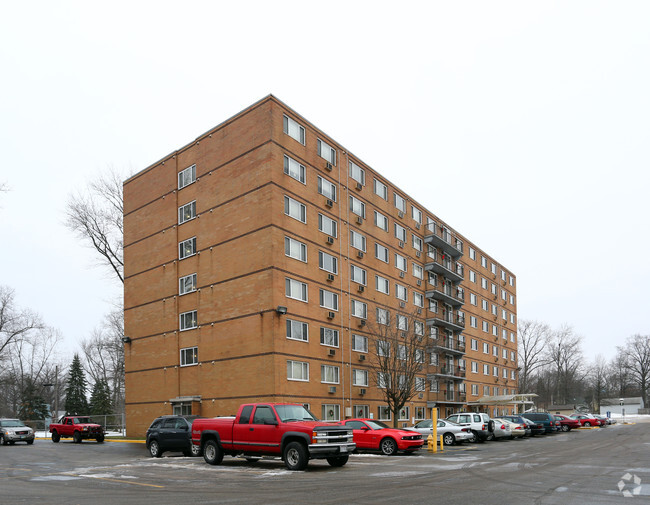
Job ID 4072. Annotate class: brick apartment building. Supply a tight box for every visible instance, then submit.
[123,95,519,436]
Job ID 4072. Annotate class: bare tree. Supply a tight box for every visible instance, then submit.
[366,308,427,427]
[517,320,552,393]
[65,168,125,283]
[0,286,43,357]
[80,307,125,413]
[618,334,650,407]
[586,355,609,412]
[609,351,633,397]
[548,324,584,405]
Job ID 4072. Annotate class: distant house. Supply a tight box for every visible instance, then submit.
[599,397,645,416]
[548,404,577,416]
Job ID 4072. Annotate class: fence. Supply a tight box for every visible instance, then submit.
[25,413,126,436]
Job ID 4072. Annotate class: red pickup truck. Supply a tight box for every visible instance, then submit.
[192,403,355,470]
[49,415,105,443]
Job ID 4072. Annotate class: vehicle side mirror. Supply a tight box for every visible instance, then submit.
[361,426,370,431]
[264,419,279,426]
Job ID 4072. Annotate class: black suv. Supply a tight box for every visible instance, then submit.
[521,413,558,434]
[146,415,199,457]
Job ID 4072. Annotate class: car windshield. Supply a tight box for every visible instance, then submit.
[274,405,317,422]
[364,420,389,430]
[74,417,91,424]
[0,420,25,427]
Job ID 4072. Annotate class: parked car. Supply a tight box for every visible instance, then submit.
[487,419,512,440]
[49,415,104,443]
[593,415,609,427]
[497,418,526,438]
[0,418,35,445]
[338,419,423,455]
[554,414,580,432]
[146,415,200,457]
[570,414,601,427]
[501,415,539,436]
[445,413,491,442]
[521,413,558,433]
[410,419,473,445]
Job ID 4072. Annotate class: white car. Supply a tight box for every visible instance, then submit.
[410,419,473,445]
[495,418,526,438]
[486,418,511,440]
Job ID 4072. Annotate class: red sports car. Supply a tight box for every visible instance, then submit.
[554,414,580,431]
[569,414,601,427]
[337,418,424,455]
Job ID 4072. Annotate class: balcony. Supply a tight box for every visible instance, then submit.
[428,336,466,356]
[425,249,464,283]
[425,281,464,308]
[429,365,466,380]
[427,310,465,332]
[424,223,463,259]
[426,390,467,404]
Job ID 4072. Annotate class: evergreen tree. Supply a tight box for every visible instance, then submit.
[89,379,112,416]
[64,354,89,414]
[18,380,49,420]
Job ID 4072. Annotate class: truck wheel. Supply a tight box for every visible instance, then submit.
[191,443,202,457]
[27,439,34,445]
[149,440,162,458]
[467,431,477,443]
[326,455,349,467]
[283,441,308,470]
[488,420,495,433]
[203,440,224,465]
[73,431,82,444]
[443,433,455,446]
[96,435,104,443]
[51,431,60,443]
[380,438,397,456]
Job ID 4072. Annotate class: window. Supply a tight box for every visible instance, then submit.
[396,314,408,331]
[492,304,498,316]
[179,273,197,295]
[351,299,367,319]
[415,406,425,420]
[178,201,196,224]
[481,256,487,268]
[510,294,515,305]
[283,155,306,183]
[492,325,498,336]
[180,310,197,331]
[321,365,340,384]
[412,206,422,224]
[283,115,305,144]
[352,334,368,353]
[483,342,489,354]
[509,275,515,286]
[375,275,390,294]
[377,372,390,389]
[317,139,336,165]
[493,345,499,357]
[502,308,507,320]
[482,321,489,332]
[415,377,426,392]
[511,313,516,324]
[469,270,476,283]
[285,278,308,302]
[502,289,507,301]
[395,284,407,301]
[319,251,338,274]
[320,327,339,347]
[375,243,389,263]
[178,164,196,190]
[395,253,407,272]
[511,350,516,361]
[412,234,423,252]
[491,263,497,275]
[413,263,423,279]
[318,176,337,201]
[284,196,306,223]
[482,299,489,311]
[430,379,439,392]
[287,360,309,381]
[429,299,438,313]
[483,364,490,375]
[350,230,366,252]
[286,319,308,342]
[349,160,365,185]
[377,340,390,357]
[322,404,340,421]
[353,369,369,387]
[318,214,337,237]
[501,270,507,282]
[180,346,198,366]
[491,283,497,295]
[471,361,478,373]
[502,329,508,340]
[481,277,488,289]
[469,247,476,260]
[319,289,339,310]
[374,179,388,199]
[350,196,365,218]
[378,405,391,420]
[374,211,388,231]
[414,321,424,336]
[470,293,477,306]
[285,236,307,262]
[471,338,478,351]
[470,316,478,328]
[394,223,407,242]
[502,348,508,359]
[511,370,516,380]
[394,193,406,213]
[413,292,424,308]
[511,332,515,342]
[493,366,499,377]
[377,307,390,325]
[179,237,197,259]
[351,264,367,285]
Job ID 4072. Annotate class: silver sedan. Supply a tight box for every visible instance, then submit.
[409,419,474,445]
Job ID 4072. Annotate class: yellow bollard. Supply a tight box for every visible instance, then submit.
[439,435,444,452]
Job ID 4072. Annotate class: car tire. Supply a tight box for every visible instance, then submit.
[191,443,202,457]
[443,433,455,446]
[149,439,162,458]
[51,431,60,443]
[283,441,308,470]
[561,425,569,432]
[584,422,591,427]
[96,435,104,443]
[72,431,82,444]
[467,430,477,443]
[326,455,349,467]
[203,440,224,466]
[487,420,495,433]
[27,439,34,445]
[380,437,397,456]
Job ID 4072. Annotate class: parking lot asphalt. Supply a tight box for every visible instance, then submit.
[1,422,648,505]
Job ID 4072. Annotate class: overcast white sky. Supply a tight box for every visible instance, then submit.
[1,1,648,364]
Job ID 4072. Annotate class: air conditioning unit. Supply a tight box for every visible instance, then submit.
[327,236,334,244]
[415,251,421,258]
[357,251,364,259]
[327,311,335,319]
[415,222,420,229]
[359,388,367,395]
[358,354,366,361]
[328,386,337,394]
[355,182,362,191]
[400,331,406,338]
[398,211,404,219]
[359,319,366,327]
[356,216,363,225]
[494,357,499,362]
[416,279,422,286]
[325,199,333,207]
[328,348,336,356]
[416,308,422,314]
[327,274,335,282]
[399,302,406,308]
[325,162,333,171]
[357,285,365,292]
[398,241,404,248]
[399,271,405,278]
